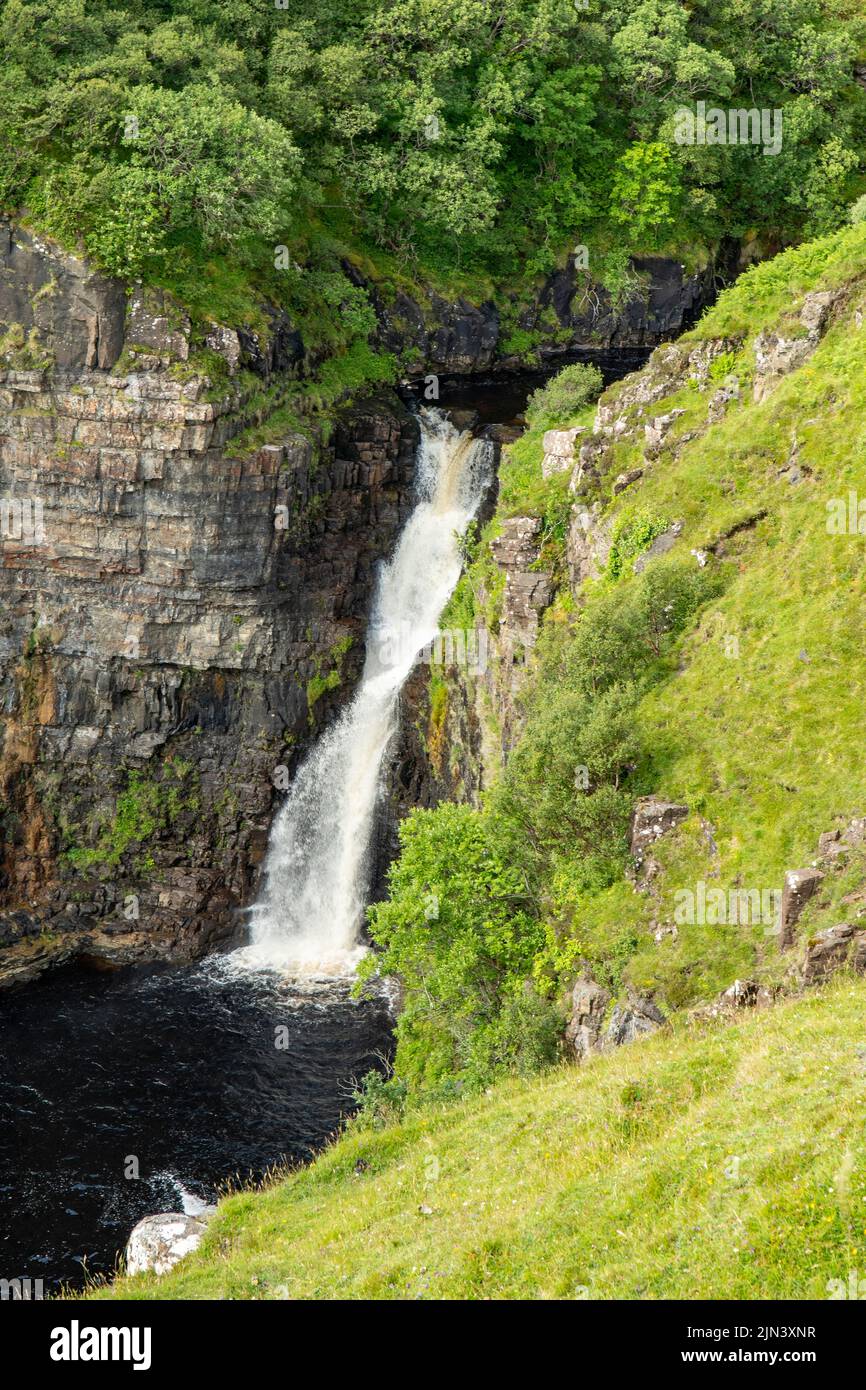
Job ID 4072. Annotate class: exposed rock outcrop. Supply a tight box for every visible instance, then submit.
[630,797,689,864]
[753,290,843,402]
[567,504,612,589]
[603,993,666,1048]
[777,868,824,950]
[0,219,126,370]
[566,977,666,1060]
[800,922,866,987]
[371,251,729,377]
[565,976,611,1060]
[541,426,583,479]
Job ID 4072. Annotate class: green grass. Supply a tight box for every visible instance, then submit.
[90,976,866,1300]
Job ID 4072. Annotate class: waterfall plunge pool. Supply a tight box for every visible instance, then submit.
[0,958,393,1290]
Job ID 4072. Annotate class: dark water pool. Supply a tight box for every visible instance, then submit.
[0,959,393,1290]
[402,347,652,425]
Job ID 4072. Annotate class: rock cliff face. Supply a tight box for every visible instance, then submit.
[371,250,727,376]
[0,225,418,981]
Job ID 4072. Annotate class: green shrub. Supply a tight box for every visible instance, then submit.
[362,803,545,1090]
[525,364,604,430]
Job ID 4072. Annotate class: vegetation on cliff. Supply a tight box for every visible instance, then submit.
[2,0,865,333]
[76,133,866,1309]
[359,217,866,1106]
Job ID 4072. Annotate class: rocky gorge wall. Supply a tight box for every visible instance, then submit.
[0,225,420,983]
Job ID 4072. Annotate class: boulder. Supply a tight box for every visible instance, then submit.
[565,977,611,1060]
[630,797,689,862]
[801,923,866,988]
[490,517,552,652]
[778,868,824,950]
[125,1212,212,1277]
[708,378,740,422]
[689,978,774,1023]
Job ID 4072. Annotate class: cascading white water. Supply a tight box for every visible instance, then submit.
[242,408,491,977]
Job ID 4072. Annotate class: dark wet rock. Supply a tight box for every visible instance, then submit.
[0,344,418,975]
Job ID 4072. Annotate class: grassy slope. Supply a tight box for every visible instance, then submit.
[94,977,866,1300]
[482,221,866,1009]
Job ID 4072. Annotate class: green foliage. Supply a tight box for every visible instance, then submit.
[2,0,864,298]
[525,363,604,431]
[370,552,722,1097]
[306,634,353,715]
[63,760,199,870]
[606,511,671,579]
[610,141,682,245]
[362,803,548,1090]
[0,321,52,369]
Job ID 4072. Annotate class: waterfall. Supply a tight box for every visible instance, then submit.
[242,408,492,977]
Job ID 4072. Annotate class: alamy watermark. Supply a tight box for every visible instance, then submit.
[826,491,866,534]
[827,1270,866,1299]
[369,622,489,676]
[0,496,45,545]
[1,1277,44,1300]
[674,880,781,929]
[674,102,782,158]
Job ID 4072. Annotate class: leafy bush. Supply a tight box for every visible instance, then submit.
[361,803,546,1090]
[1,0,864,300]
[525,363,604,430]
[607,511,671,579]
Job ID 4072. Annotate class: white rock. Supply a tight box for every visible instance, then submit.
[541,426,584,479]
[125,1212,212,1277]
